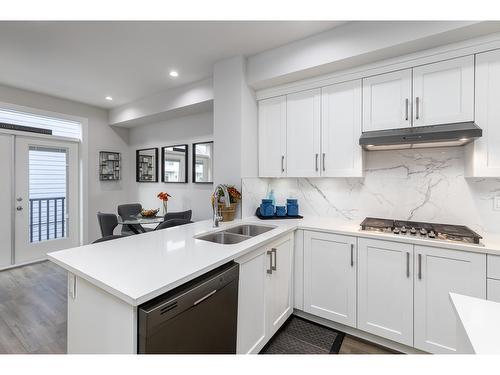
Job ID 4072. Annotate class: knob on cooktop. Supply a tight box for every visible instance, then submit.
[420,228,428,236]
[428,231,436,238]
[410,227,417,235]
[400,226,407,234]
[393,227,400,234]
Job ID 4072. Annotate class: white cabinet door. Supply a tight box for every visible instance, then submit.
[266,234,294,337]
[286,88,321,177]
[362,69,412,132]
[413,56,474,127]
[236,247,269,354]
[321,80,363,177]
[466,49,500,177]
[414,245,486,354]
[358,238,414,346]
[258,96,287,177]
[303,231,357,327]
[487,279,500,303]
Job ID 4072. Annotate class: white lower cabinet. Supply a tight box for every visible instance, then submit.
[487,279,500,303]
[414,245,486,353]
[303,231,357,327]
[235,233,293,354]
[357,238,414,346]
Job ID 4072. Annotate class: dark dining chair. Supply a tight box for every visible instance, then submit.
[97,212,118,237]
[163,210,192,222]
[92,235,126,244]
[155,218,192,231]
[117,203,153,235]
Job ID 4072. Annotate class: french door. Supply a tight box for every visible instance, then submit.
[14,136,79,264]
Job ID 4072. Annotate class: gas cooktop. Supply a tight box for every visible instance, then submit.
[360,217,482,245]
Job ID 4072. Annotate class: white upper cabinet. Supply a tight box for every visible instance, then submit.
[362,69,412,132]
[286,88,321,177]
[412,56,474,127]
[258,96,287,177]
[466,49,500,177]
[303,231,357,328]
[414,245,486,354]
[357,238,414,346]
[321,80,363,177]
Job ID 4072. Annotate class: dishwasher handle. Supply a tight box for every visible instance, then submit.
[193,289,217,306]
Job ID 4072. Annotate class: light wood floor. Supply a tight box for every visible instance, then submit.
[0,261,67,354]
[0,261,396,354]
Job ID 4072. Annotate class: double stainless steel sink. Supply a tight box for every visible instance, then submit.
[196,224,276,244]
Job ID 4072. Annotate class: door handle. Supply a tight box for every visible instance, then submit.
[267,250,273,274]
[16,206,23,211]
[406,252,410,278]
[322,153,326,172]
[415,97,420,120]
[281,155,285,173]
[350,244,354,267]
[193,289,217,306]
[418,253,422,280]
[271,248,277,271]
[16,197,23,202]
[315,154,319,172]
[405,98,409,121]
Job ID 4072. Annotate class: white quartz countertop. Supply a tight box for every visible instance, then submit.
[450,293,500,354]
[48,216,500,306]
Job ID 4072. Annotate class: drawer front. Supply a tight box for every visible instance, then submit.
[487,255,500,280]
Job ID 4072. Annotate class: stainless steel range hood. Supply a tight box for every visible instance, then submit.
[359,122,482,151]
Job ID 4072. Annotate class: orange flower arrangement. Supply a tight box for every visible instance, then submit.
[157,192,172,202]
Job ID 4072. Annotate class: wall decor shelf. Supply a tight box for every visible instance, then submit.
[99,151,121,181]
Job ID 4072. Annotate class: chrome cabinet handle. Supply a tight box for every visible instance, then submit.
[350,244,354,267]
[405,98,409,121]
[418,253,422,280]
[271,248,277,271]
[281,155,285,173]
[406,252,410,278]
[322,153,326,172]
[16,206,23,211]
[415,97,420,120]
[267,250,273,274]
[315,154,319,171]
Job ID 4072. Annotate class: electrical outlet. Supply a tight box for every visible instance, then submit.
[494,196,500,211]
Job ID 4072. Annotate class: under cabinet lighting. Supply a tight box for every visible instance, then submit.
[105,96,113,101]
[169,71,179,77]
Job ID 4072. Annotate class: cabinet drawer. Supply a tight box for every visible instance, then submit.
[487,254,500,280]
[487,278,500,303]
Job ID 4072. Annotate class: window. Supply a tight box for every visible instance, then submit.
[0,108,82,140]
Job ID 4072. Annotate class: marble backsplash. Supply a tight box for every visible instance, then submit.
[242,147,500,235]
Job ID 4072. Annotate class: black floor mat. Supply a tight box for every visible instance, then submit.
[260,315,345,354]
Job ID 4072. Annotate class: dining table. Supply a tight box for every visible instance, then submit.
[117,215,164,234]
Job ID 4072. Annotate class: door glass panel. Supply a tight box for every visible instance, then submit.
[28,146,67,243]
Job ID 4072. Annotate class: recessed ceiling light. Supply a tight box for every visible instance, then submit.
[105,96,113,101]
[169,71,179,77]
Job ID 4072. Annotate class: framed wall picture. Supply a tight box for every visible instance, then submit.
[192,141,213,183]
[161,144,188,183]
[136,148,158,182]
[99,151,121,181]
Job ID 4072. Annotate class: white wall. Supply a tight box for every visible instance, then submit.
[128,111,214,221]
[0,84,130,244]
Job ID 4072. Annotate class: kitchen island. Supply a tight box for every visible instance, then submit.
[48,217,500,354]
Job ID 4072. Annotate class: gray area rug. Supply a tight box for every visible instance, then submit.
[260,315,345,354]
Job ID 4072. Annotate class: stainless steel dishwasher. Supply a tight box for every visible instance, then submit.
[138,261,239,354]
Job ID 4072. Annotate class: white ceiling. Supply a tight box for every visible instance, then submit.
[0,21,344,108]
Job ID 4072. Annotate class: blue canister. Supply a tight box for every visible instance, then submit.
[260,199,275,217]
[286,198,299,216]
[275,206,287,217]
